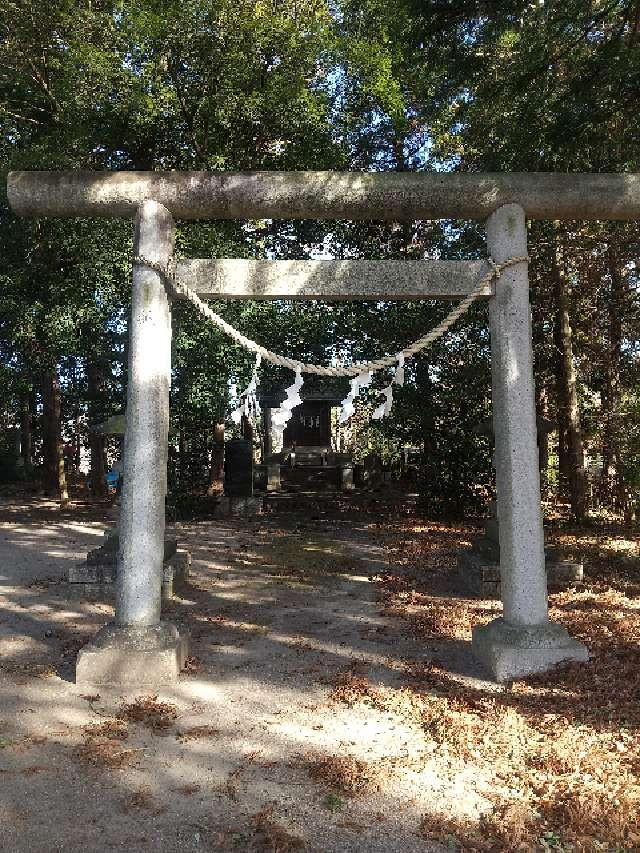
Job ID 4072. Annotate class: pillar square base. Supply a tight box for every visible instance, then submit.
[472,617,589,683]
[76,621,189,687]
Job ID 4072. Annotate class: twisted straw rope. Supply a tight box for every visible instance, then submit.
[133,254,529,378]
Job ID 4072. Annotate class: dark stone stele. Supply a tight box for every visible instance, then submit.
[458,504,583,598]
[206,440,262,517]
[225,438,254,497]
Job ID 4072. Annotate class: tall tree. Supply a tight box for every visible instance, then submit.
[41,366,69,505]
[552,233,586,521]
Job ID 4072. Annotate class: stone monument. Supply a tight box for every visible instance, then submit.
[214,438,263,517]
[458,500,583,598]
[69,411,191,597]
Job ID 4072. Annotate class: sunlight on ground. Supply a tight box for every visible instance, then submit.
[1,501,638,851]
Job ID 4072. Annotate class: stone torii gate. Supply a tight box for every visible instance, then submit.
[8,170,640,686]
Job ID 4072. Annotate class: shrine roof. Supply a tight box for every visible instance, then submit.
[259,378,346,407]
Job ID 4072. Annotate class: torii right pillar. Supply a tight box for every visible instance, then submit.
[471,203,588,681]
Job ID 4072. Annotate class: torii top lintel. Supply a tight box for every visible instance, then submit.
[7,170,640,222]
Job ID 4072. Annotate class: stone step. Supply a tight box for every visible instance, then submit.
[213,495,263,518]
[280,466,339,489]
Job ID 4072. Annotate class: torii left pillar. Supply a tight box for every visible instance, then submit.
[77,200,189,685]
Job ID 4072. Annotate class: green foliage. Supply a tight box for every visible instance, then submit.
[322,792,344,812]
[0,0,638,517]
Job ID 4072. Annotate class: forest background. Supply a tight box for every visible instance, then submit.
[1,0,639,522]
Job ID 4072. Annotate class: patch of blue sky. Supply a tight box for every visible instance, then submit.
[461,17,490,46]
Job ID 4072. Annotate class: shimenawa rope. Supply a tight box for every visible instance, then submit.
[132,253,529,378]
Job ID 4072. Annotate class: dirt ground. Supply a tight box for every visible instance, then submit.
[0,494,638,852]
[0,494,481,853]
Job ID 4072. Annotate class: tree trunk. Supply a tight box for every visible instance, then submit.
[600,245,624,512]
[207,423,225,496]
[417,361,436,457]
[87,362,108,500]
[69,356,82,473]
[19,395,32,468]
[553,310,570,500]
[552,234,586,522]
[42,369,57,496]
[531,268,550,500]
[178,429,186,490]
[416,359,438,499]
[536,386,550,500]
[42,366,69,506]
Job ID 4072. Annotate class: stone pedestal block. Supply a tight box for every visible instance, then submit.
[213,495,263,518]
[457,552,501,598]
[161,550,191,598]
[69,534,189,600]
[458,550,583,598]
[76,622,190,686]
[339,464,355,491]
[266,463,281,492]
[472,617,589,683]
[460,493,583,599]
[546,559,584,588]
[89,532,177,565]
[68,562,113,585]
